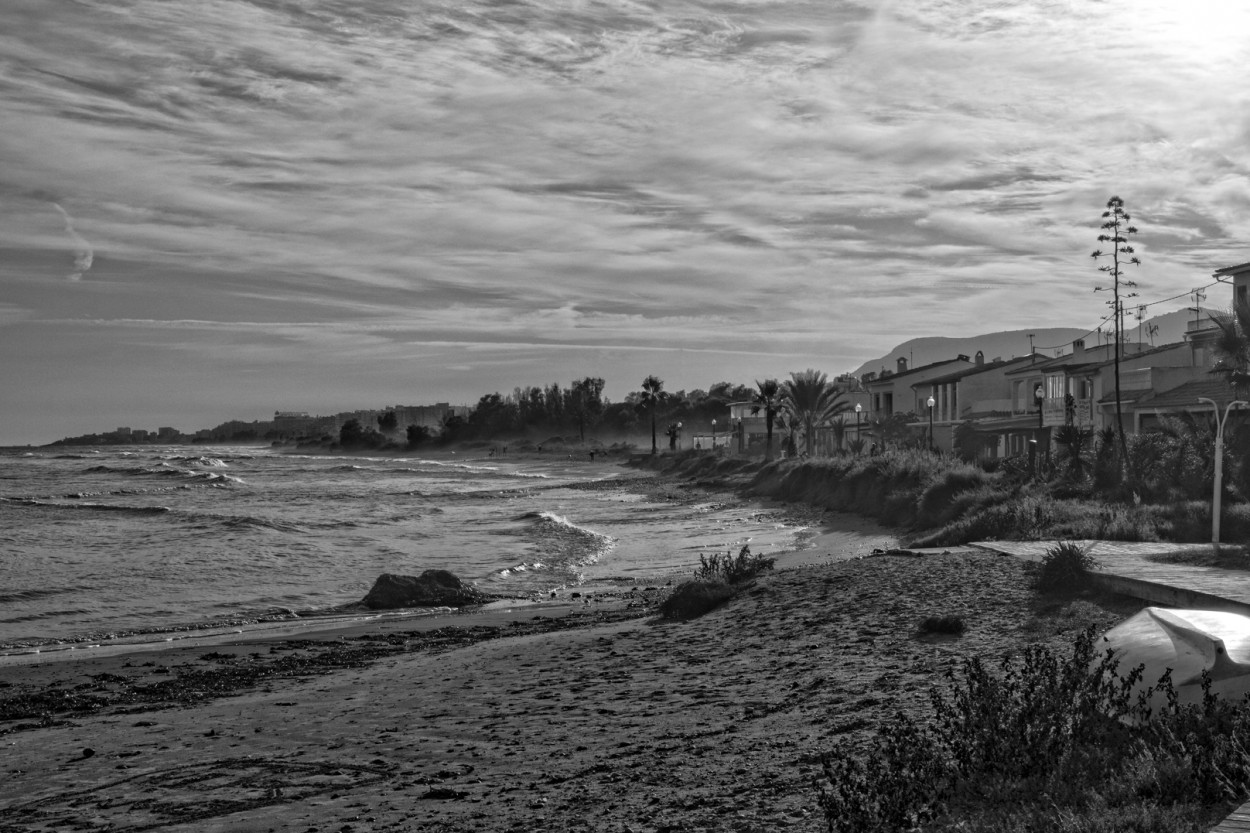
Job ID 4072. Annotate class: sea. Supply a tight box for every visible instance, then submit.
[0,445,885,656]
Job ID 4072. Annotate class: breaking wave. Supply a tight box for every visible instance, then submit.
[82,463,242,486]
[510,510,614,574]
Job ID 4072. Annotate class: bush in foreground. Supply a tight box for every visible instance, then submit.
[1034,540,1099,594]
[658,580,733,619]
[659,545,774,620]
[695,544,775,584]
[817,627,1250,832]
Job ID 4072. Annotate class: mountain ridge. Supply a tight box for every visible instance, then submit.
[851,307,1198,378]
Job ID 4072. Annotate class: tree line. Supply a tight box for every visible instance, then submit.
[416,369,862,460]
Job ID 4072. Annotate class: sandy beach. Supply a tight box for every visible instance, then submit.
[0,543,1145,832]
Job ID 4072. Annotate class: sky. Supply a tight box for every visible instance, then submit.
[2,0,1249,445]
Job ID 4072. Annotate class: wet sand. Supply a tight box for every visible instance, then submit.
[0,551,1144,832]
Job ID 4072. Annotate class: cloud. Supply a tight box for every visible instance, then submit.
[4,0,1250,442]
[50,203,93,280]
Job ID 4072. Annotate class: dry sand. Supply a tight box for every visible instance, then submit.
[0,550,1145,833]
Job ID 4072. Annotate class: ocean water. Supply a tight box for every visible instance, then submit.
[0,445,850,651]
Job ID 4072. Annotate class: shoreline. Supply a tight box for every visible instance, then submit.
[2,459,892,657]
[0,551,1148,831]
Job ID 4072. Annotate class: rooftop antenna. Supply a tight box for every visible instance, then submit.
[1136,304,1147,347]
[1189,288,1207,330]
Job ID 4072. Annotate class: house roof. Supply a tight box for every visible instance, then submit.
[1004,341,1187,377]
[917,355,1039,387]
[1002,353,1071,376]
[1128,375,1239,411]
[862,357,972,387]
[1214,262,1250,276]
[1096,388,1154,406]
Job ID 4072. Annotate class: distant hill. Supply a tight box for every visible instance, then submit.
[852,307,1197,378]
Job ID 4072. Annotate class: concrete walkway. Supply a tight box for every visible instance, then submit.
[972,539,1250,615]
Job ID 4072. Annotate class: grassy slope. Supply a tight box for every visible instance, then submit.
[631,449,1250,547]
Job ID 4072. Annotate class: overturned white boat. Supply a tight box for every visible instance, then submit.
[1099,607,1250,708]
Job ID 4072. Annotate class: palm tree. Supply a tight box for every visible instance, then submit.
[639,375,665,454]
[1211,298,1250,398]
[1053,424,1094,479]
[751,378,782,460]
[781,369,849,457]
[830,417,848,454]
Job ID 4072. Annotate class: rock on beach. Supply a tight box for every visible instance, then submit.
[360,570,488,609]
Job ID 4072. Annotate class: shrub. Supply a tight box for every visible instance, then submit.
[817,626,1250,832]
[1035,541,1098,594]
[695,544,774,584]
[916,467,994,529]
[1093,427,1121,491]
[1053,424,1093,479]
[658,580,733,619]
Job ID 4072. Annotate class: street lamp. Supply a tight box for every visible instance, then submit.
[736,418,743,453]
[854,403,862,453]
[1198,397,1246,554]
[711,419,717,451]
[927,395,936,451]
[676,421,682,451]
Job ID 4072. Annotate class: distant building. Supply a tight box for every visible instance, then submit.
[391,403,471,434]
[271,411,328,439]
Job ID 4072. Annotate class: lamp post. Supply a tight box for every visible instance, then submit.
[927,395,935,451]
[1198,397,1246,554]
[855,403,862,453]
[676,422,682,451]
[1034,383,1047,473]
[711,419,716,451]
[736,418,743,453]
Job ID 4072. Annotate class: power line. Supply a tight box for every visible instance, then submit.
[1032,277,1227,352]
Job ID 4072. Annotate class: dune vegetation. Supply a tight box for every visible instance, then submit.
[635,426,1250,549]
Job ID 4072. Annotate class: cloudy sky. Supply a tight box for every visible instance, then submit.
[3,0,1249,444]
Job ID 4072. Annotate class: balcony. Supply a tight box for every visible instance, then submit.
[966,398,1033,416]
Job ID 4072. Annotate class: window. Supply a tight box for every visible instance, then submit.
[1046,375,1065,400]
